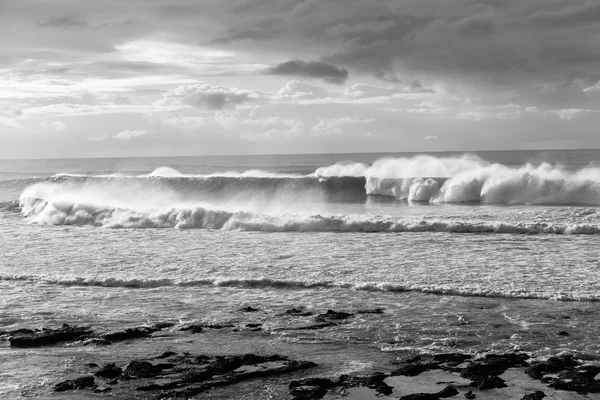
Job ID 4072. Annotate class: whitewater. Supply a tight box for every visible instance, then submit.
[2,150,600,399]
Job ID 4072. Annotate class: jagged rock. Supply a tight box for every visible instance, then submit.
[289,377,336,399]
[124,360,160,378]
[521,391,546,400]
[54,376,96,391]
[102,326,159,342]
[433,354,472,364]
[272,322,336,331]
[338,372,394,396]
[240,306,260,312]
[315,310,353,320]
[356,308,385,314]
[470,376,507,390]
[524,355,578,380]
[152,322,175,329]
[392,363,436,377]
[461,353,528,381]
[399,385,459,399]
[180,324,203,333]
[464,390,476,399]
[10,324,93,347]
[94,363,122,378]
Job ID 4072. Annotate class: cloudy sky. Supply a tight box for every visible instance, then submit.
[2,0,600,158]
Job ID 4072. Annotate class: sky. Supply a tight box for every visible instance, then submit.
[1,0,600,158]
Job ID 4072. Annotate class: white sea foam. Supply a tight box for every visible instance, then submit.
[3,274,599,301]
[316,155,600,205]
[17,195,600,234]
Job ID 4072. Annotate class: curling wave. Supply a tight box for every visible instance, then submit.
[9,154,600,213]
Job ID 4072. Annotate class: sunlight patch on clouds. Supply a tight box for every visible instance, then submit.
[114,129,148,140]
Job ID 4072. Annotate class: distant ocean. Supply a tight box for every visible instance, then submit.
[2,149,600,398]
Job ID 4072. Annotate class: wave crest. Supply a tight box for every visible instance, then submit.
[17,197,600,234]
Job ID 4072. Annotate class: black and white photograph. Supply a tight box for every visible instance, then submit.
[2,1,600,399]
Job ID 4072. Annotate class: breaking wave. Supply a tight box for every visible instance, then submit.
[1,274,598,301]
[17,197,600,233]
[9,154,600,228]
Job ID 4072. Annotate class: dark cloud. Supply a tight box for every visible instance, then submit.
[166,83,259,110]
[266,60,349,84]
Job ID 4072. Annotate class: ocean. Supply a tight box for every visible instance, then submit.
[1,149,600,399]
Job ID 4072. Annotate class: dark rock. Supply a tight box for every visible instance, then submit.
[284,308,314,316]
[470,376,507,390]
[245,323,262,328]
[337,372,393,396]
[272,322,336,331]
[54,375,96,391]
[152,322,175,329]
[437,386,460,398]
[180,324,203,333]
[124,360,160,378]
[94,363,122,379]
[524,355,578,380]
[203,323,235,329]
[433,354,471,364]
[392,363,435,377]
[10,324,93,347]
[83,338,112,346]
[1,328,38,337]
[356,308,385,314]
[399,393,437,400]
[156,351,177,359]
[86,362,99,368]
[398,385,458,400]
[461,353,528,380]
[102,326,159,342]
[316,310,353,320]
[521,391,546,400]
[557,331,569,336]
[290,384,328,399]
[180,368,215,383]
[240,306,260,312]
[464,390,476,399]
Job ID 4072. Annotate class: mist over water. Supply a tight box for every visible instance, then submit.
[5,153,599,232]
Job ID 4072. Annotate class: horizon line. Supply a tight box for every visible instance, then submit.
[0,147,597,162]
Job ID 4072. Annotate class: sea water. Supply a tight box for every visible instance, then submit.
[1,150,600,399]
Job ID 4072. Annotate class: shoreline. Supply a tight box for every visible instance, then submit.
[2,307,599,399]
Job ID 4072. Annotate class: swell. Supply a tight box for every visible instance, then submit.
[2,274,598,302]
[17,198,600,233]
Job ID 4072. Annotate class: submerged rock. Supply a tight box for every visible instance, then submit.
[94,363,122,379]
[55,351,317,398]
[101,326,160,342]
[521,391,546,400]
[10,324,93,347]
[399,385,459,399]
[54,375,96,391]
[284,308,314,316]
[316,310,354,320]
[240,306,260,312]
